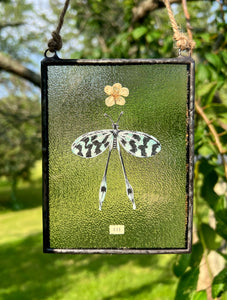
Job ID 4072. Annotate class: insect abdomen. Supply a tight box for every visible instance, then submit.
[113,137,117,149]
[112,130,118,149]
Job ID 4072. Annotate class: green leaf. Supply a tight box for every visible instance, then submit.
[197,64,210,82]
[215,208,227,240]
[216,208,227,223]
[132,26,148,40]
[205,53,222,71]
[222,51,227,65]
[174,268,200,300]
[198,142,217,157]
[213,195,226,211]
[197,81,217,97]
[173,254,191,277]
[194,125,204,144]
[189,243,203,268]
[191,290,207,300]
[145,33,153,43]
[199,33,211,43]
[199,159,219,210]
[206,84,219,104]
[207,65,219,81]
[200,223,220,250]
[204,103,227,119]
[212,269,227,298]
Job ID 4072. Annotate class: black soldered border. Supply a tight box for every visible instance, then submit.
[41,56,195,254]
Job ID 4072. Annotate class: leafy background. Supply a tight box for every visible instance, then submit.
[0,0,226,299]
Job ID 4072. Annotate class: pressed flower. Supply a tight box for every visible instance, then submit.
[104,83,129,107]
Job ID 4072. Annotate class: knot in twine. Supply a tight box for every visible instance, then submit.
[174,32,196,51]
[47,31,63,52]
[46,0,70,53]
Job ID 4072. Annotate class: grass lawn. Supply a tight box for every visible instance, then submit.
[0,162,178,300]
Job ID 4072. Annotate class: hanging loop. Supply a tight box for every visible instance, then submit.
[46,0,70,54]
[44,49,59,59]
[163,0,195,55]
[174,32,195,54]
[47,31,62,52]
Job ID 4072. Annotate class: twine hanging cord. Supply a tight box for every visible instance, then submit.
[47,0,70,53]
[163,0,196,52]
[47,0,195,53]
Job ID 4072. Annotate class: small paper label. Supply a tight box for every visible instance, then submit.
[109,225,125,235]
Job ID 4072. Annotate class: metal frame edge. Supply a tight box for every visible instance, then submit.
[41,56,195,254]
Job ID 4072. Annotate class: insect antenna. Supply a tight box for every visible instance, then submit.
[116,111,124,124]
[104,113,114,124]
[104,111,124,125]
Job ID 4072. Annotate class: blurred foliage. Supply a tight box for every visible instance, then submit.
[0,0,227,299]
[0,0,50,205]
[0,96,41,180]
[0,95,41,208]
[69,0,175,58]
[0,0,42,208]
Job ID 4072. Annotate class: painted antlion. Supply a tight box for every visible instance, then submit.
[71,112,161,210]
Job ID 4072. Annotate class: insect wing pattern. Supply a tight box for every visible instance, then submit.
[71,113,161,210]
[118,131,161,158]
[71,130,113,158]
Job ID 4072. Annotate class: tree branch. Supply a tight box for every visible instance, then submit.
[132,0,215,23]
[195,101,227,180]
[0,52,41,88]
[0,22,24,29]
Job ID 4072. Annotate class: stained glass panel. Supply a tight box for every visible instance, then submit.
[41,57,194,254]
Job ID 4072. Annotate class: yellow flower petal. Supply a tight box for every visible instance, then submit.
[113,83,122,90]
[115,96,125,106]
[104,85,113,95]
[105,96,115,107]
[120,87,129,97]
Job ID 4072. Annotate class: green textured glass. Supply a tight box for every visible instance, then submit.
[42,57,194,254]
